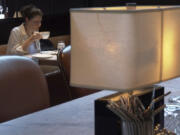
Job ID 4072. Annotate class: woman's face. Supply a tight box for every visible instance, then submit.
[26,15,42,32]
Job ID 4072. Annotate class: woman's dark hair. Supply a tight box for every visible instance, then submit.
[20,4,43,20]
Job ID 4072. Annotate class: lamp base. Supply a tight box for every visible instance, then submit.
[95,85,164,135]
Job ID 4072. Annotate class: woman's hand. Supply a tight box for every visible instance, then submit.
[30,32,42,42]
[22,32,42,51]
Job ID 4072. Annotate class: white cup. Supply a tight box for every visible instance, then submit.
[40,31,50,39]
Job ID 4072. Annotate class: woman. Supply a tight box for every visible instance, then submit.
[7,5,43,55]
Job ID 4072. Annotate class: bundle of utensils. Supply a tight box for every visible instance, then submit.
[154,124,176,135]
[106,91,174,135]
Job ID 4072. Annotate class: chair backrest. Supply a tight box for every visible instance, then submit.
[61,45,71,78]
[0,56,50,123]
[57,45,99,99]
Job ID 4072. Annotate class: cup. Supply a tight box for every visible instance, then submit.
[40,31,50,39]
[57,41,65,51]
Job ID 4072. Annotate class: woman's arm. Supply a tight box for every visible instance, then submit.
[7,29,42,55]
[22,32,42,51]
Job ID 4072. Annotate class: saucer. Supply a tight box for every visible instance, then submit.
[32,54,53,59]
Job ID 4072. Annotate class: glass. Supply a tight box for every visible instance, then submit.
[164,98,180,134]
[57,41,65,51]
[0,5,3,14]
[5,7,8,17]
[169,96,180,104]
[0,5,5,19]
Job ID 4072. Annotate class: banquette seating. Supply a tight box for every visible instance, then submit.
[0,44,7,55]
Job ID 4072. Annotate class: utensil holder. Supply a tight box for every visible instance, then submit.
[120,119,153,135]
[95,85,164,135]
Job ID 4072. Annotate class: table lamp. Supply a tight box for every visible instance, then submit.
[70,6,180,135]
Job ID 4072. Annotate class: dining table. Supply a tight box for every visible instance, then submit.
[0,90,115,135]
[25,50,58,66]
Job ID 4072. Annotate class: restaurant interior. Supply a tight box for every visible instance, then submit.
[0,0,180,135]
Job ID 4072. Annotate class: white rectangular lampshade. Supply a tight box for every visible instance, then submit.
[162,9,180,80]
[70,6,180,91]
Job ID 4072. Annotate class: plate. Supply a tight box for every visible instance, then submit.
[32,54,53,59]
[40,51,57,55]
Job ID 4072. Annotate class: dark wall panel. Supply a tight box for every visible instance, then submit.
[5,0,180,17]
[0,18,23,44]
[158,0,180,5]
[1,0,180,45]
[88,0,180,7]
[0,13,69,44]
[52,0,88,14]
[6,0,88,17]
[6,0,53,17]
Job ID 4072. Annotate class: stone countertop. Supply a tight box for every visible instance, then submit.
[0,90,115,135]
